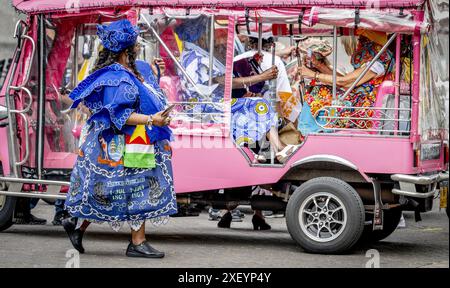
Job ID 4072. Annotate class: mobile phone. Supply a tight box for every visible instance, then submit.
[161,104,176,117]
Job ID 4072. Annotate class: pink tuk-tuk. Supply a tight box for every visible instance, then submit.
[0,0,448,254]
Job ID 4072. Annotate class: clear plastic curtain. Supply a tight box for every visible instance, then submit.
[419,0,449,142]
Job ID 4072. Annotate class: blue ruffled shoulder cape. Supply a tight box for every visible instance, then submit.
[69,62,172,143]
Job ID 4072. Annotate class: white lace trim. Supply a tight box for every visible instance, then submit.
[75,216,170,232]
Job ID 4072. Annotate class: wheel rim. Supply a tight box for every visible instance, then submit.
[0,195,5,212]
[299,192,348,243]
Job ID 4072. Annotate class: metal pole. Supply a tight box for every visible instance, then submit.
[341,33,398,100]
[257,21,263,54]
[0,191,67,200]
[36,15,46,180]
[155,22,160,59]
[270,43,277,165]
[394,34,402,135]
[0,176,70,186]
[271,43,277,106]
[208,14,215,87]
[73,25,80,86]
[332,26,338,103]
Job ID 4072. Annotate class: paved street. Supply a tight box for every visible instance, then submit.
[0,199,448,268]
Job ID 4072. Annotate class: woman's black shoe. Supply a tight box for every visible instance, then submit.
[126,241,165,258]
[252,215,271,230]
[217,211,232,228]
[62,218,85,254]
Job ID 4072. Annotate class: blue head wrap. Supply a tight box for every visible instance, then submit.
[174,16,209,42]
[97,19,139,53]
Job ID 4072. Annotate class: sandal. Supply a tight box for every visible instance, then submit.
[276,145,297,164]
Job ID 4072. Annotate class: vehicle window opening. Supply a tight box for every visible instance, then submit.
[139,13,229,131]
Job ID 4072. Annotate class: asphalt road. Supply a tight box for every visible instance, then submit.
[0,199,448,268]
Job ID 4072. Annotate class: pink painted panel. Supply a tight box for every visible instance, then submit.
[297,135,416,174]
[0,129,10,176]
[171,135,286,193]
[43,152,78,169]
[171,133,421,193]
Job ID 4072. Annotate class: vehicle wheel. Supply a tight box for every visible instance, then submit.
[286,177,365,254]
[0,194,16,232]
[360,207,402,243]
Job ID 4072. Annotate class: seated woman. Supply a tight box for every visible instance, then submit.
[298,30,394,135]
[235,29,301,126]
[176,16,295,163]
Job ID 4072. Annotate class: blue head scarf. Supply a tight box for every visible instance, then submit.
[174,16,209,43]
[97,19,139,52]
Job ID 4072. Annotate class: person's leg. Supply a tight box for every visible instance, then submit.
[252,209,271,230]
[78,220,90,232]
[254,209,264,218]
[267,127,297,163]
[30,198,39,210]
[267,127,285,153]
[15,198,46,225]
[131,224,146,245]
[62,218,89,254]
[52,200,69,225]
[126,223,164,258]
[54,200,64,215]
[218,209,232,228]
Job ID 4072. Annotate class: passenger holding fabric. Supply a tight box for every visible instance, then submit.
[234,29,301,124]
[298,30,394,135]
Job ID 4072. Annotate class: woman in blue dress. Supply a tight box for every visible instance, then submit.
[62,19,177,258]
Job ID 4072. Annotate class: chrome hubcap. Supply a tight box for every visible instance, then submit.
[299,192,347,243]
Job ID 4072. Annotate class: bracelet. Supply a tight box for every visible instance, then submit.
[146,114,153,127]
[315,72,320,81]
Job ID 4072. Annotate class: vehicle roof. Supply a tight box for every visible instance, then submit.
[12,0,425,14]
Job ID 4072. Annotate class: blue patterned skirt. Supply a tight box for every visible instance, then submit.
[65,122,178,231]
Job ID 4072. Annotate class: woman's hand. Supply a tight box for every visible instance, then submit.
[152,111,171,127]
[259,65,278,82]
[298,66,316,79]
[151,58,166,77]
[277,46,297,59]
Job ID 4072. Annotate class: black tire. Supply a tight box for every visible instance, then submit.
[286,177,365,254]
[360,207,402,243]
[0,195,16,232]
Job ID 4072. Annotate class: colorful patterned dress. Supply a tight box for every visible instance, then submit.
[65,61,177,232]
[299,36,394,135]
